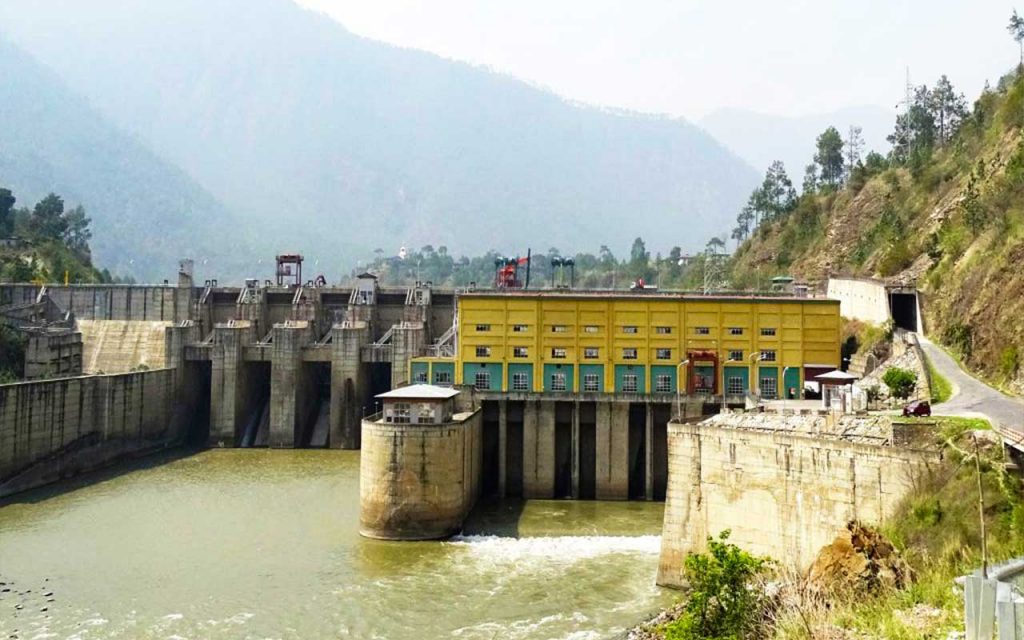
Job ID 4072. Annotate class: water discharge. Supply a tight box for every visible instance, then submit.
[0,450,673,639]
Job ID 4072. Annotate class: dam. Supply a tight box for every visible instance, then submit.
[0,259,844,505]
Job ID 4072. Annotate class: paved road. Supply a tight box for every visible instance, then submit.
[918,335,1024,438]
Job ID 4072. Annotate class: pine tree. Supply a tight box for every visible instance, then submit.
[814,127,845,188]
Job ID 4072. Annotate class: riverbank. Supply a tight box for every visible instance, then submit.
[630,417,1023,639]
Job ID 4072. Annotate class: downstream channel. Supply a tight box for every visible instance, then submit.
[0,450,672,639]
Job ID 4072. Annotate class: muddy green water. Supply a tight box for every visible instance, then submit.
[0,450,672,639]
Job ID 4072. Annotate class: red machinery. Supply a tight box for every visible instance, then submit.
[494,249,531,289]
[686,349,720,395]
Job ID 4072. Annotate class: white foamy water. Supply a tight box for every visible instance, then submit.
[447,534,662,562]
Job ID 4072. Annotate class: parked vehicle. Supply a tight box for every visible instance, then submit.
[902,400,932,417]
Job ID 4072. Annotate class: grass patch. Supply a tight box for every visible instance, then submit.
[926,359,953,404]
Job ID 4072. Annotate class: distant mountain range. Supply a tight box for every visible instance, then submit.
[700,106,895,179]
[0,38,246,279]
[0,0,759,282]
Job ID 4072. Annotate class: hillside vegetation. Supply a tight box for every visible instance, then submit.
[727,69,1024,394]
[0,0,756,272]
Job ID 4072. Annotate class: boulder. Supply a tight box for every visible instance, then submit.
[808,521,912,592]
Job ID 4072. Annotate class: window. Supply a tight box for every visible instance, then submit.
[475,346,491,358]
[512,372,530,391]
[695,327,710,335]
[583,374,600,392]
[760,376,778,399]
[414,370,428,384]
[551,348,567,359]
[552,325,568,333]
[474,371,491,390]
[512,324,528,333]
[623,325,638,334]
[475,324,491,332]
[655,374,673,393]
[513,347,529,358]
[728,350,744,362]
[389,402,411,424]
[417,404,435,423]
[727,376,746,395]
[550,372,567,391]
[622,348,638,360]
[622,374,639,393]
[583,325,599,333]
[655,326,672,334]
[584,347,599,359]
[760,350,777,362]
[655,348,672,360]
[760,327,777,337]
[729,327,744,336]
[434,371,452,385]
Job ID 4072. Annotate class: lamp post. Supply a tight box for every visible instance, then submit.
[750,352,763,401]
[782,366,792,412]
[675,359,691,419]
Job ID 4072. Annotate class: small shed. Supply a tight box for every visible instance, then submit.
[815,370,860,412]
[376,384,460,425]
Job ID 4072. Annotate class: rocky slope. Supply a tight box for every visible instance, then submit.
[730,73,1024,393]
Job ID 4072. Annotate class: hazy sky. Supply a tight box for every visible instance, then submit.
[295,0,1015,120]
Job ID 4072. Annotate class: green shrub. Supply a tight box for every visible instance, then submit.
[942,322,974,359]
[662,531,770,640]
[882,367,918,400]
[1000,346,1020,380]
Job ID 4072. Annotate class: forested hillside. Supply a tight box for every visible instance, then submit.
[0,0,757,270]
[725,60,1024,393]
[0,38,247,280]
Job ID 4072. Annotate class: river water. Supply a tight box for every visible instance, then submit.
[0,450,673,640]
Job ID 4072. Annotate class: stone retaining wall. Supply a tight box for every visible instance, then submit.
[657,416,939,588]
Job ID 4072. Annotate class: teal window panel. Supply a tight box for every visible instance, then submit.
[432,362,455,386]
[579,364,604,393]
[543,363,574,392]
[650,365,677,393]
[614,364,646,394]
[463,362,502,391]
[508,363,534,392]
[723,365,749,396]
[783,367,801,399]
[411,362,429,384]
[758,366,779,399]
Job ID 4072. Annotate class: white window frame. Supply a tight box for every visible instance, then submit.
[512,324,529,333]
[728,350,744,362]
[434,371,452,385]
[760,350,777,362]
[551,347,567,359]
[583,374,600,392]
[414,370,428,383]
[511,372,530,391]
[695,327,710,335]
[760,327,777,337]
[551,325,569,333]
[622,374,639,393]
[550,372,567,391]
[622,348,638,360]
[583,347,599,359]
[760,376,778,399]
[655,374,672,393]
[474,371,491,390]
[389,402,411,424]
[475,346,491,357]
[623,325,638,334]
[513,347,529,358]
[475,324,491,332]
[655,348,672,360]
[583,325,600,334]
[655,326,672,334]
[727,376,745,396]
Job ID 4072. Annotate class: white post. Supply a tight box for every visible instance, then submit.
[675,359,690,419]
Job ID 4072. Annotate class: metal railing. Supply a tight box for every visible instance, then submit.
[962,559,1024,639]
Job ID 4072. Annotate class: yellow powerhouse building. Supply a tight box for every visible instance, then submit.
[412,291,840,399]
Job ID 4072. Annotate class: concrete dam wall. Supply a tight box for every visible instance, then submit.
[78,320,174,373]
[0,369,188,498]
[656,413,938,588]
[359,409,483,540]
